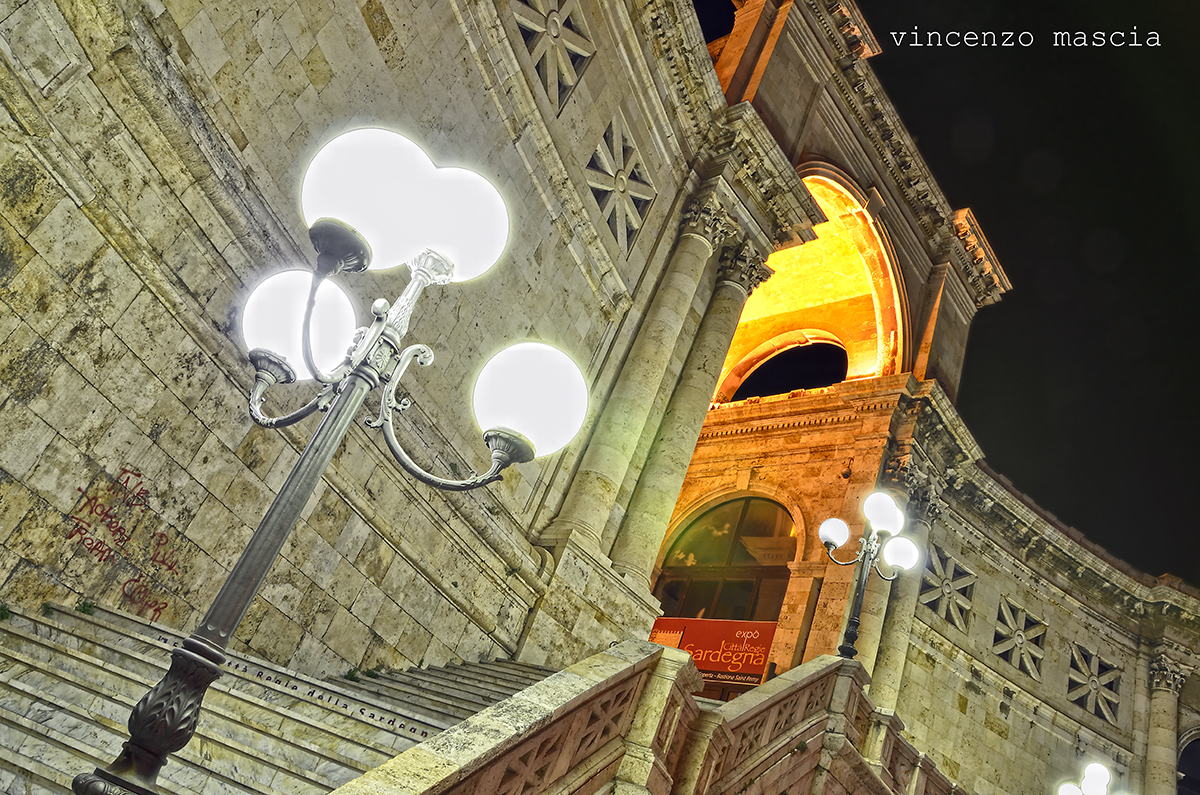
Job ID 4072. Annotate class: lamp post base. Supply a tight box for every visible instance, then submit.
[73,638,225,795]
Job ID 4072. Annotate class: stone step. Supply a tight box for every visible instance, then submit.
[466,659,559,686]
[345,675,478,723]
[0,636,362,795]
[438,661,553,695]
[17,605,444,746]
[0,602,558,795]
[379,669,504,710]
[0,606,430,795]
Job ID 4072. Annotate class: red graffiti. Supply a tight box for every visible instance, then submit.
[73,489,131,547]
[107,468,151,512]
[67,519,117,564]
[122,575,168,622]
[149,532,180,576]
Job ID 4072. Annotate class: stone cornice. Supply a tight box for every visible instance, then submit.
[630,0,728,159]
[915,381,1200,651]
[703,102,825,250]
[800,2,989,280]
[823,1,882,60]
[952,209,1012,308]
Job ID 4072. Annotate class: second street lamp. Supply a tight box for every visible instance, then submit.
[819,491,920,659]
[74,128,588,795]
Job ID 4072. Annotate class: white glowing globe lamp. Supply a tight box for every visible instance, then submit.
[242,270,356,380]
[1081,764,1111,795]
[473,343,587,457]
[864,491,904,535]
[882,535,920,571]
[818,518,850,550]
[301,128,509,280]
[862,491,896,527]
[1058,785,1083,795]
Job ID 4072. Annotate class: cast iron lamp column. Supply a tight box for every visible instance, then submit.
[818,491,920,659]
[73,129,585,795]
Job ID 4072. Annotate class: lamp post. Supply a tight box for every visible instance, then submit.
[1058,763,1125,795]
[73,128,587,795]
[818,491,920,659]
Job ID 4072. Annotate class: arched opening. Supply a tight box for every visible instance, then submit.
[1181,739,1200,795]
[715,167,905,402]
[730,342,848,401]
[651,497,795,700]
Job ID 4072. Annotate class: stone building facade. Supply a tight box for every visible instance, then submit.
[0,0,1197,793]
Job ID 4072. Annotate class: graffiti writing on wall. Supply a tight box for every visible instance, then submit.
[67,467,178,621]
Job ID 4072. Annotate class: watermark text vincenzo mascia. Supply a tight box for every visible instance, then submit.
[888,28,1161,48]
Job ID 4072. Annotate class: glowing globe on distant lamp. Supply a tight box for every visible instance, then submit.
[818,518,850,550]
[882,535,920,571]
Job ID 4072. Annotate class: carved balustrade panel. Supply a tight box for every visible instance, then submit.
[443,671,649,795]
[714,663,840,782]
[881,731,920,795]
[842,684,875,752]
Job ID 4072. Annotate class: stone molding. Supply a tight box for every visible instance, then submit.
[952,209,1012,308]
[631,0,728,157]
[705,102,824,248]
[451,0,633,319]
[817,1,882,62]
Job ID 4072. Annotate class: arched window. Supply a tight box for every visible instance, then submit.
[1180,739,1200,794]
[730,342,848,401]
[654,498,795,621]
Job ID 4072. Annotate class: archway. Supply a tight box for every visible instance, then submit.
[651,497,796,700]
[715,166,906,402]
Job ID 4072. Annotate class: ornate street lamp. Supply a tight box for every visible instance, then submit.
[74,129,587,795]
[818,491,921,659]
[1058,762,1125,795]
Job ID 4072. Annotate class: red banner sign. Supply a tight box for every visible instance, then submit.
[649,618,777,685]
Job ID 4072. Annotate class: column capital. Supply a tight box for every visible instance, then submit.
[681,189,737,247]
[1150,653,1192,693]
[716,241,774,296]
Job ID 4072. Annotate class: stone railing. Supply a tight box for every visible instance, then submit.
[329,647,968,795]
[870,712,966,795]
[328,640,664,795]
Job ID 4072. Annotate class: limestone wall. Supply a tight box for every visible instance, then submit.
[882,385,1200,793]
[0,0,752,676]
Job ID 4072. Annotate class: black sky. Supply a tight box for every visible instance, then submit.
[692,1,1200,585]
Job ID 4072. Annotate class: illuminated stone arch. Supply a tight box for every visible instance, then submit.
[716,163,908,401]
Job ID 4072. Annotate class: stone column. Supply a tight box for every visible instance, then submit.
[869,483,939,712]
[541,187,734,553]
[1146,653,1189,795]
[609,242,772,591]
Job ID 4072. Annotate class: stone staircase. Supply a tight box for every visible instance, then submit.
[0,603,556,795]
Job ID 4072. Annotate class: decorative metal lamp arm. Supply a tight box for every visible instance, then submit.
[247,349,332,428]
[872,556,902,581]
[368,343,534,491]
[823,537,866,567]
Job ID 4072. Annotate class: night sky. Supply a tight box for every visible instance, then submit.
[692,1,1200,586]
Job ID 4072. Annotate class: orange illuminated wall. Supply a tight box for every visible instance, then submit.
[715,172,905,401]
